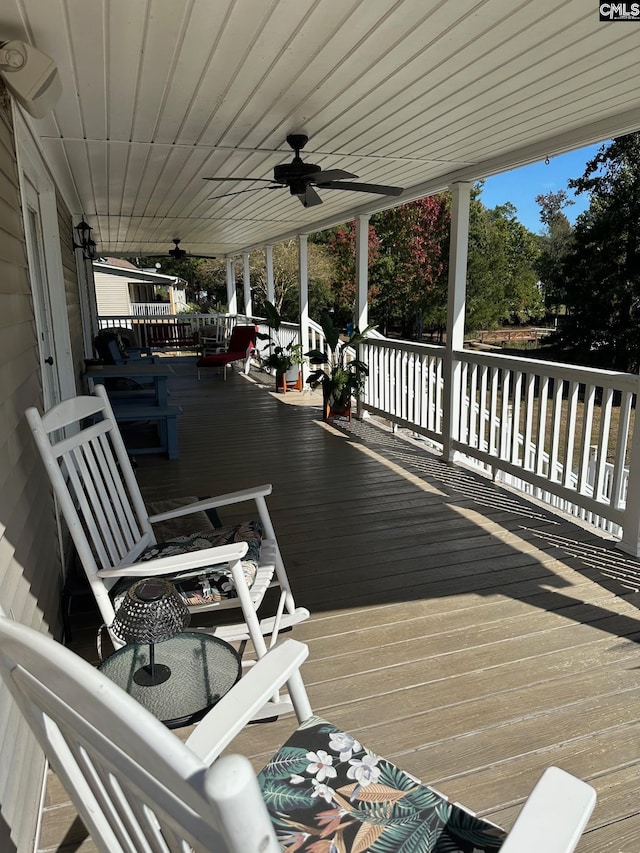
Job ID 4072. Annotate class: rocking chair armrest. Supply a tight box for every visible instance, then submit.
[147,484,273,523]
[185,639,311,765]
[499,766,596,853]
[97,541,249,579]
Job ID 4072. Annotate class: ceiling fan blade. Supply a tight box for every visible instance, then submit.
[208,186,280,200]
[301,186,323,207]
[203,176,277,183]
[309,168,358,183]
[317,180,404,196]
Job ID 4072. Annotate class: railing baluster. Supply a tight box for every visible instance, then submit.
[549,378,564,483]
[578,384,596,493]
[536,375,549,477]
[594,386,613,502]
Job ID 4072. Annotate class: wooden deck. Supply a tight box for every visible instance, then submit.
[39,359,640,852]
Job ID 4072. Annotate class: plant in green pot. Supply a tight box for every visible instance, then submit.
[305,311,375,421]
[258,301,306,392]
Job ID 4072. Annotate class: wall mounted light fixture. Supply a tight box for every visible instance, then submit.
[73,219,97,261]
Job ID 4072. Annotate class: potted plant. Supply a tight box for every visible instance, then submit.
[305,311,375,421]
[259,301,306,392]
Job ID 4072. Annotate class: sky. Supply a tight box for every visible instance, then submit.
[478,143,604,234]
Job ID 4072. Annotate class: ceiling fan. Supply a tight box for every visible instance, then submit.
[167,239,216,260]
[168,238,186,259]
[204,134,404,208]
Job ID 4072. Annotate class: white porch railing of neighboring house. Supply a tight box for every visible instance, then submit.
[98,313,250,347]
[130,303,171,316]
[96,310,640,546]
[362,339,637,540]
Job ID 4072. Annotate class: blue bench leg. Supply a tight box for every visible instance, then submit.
[164,416,179,459]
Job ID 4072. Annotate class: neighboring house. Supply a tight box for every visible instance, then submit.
[93,257,188,317]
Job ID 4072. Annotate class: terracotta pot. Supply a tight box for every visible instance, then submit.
[322,386,352,421]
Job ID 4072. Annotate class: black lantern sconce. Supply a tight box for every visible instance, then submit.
[73,219,97,261]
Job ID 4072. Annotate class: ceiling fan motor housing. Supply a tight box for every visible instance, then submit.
[273,159,320,183]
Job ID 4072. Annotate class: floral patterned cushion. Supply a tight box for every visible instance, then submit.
[112,521,262,608]
[258,716,506,852]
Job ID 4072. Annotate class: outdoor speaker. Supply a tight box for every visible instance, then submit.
[0,40,61,118]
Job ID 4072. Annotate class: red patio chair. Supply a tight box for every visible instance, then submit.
[196,323,257,380]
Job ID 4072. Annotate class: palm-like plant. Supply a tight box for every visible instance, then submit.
[305,311,375,414]
[258,301,305,376]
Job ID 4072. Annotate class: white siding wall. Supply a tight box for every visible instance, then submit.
[0,87,75,853]
[94,270,132,315]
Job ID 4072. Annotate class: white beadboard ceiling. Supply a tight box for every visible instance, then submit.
[3,0,640,257]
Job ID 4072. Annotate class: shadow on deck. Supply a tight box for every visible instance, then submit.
[40,358,640,852]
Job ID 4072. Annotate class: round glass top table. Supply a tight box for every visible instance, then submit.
[99,632,242,729]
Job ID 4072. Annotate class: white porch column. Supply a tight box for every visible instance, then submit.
[442,181,472,463]
[243,252,252,318]
[355,214,370,332]
[226,257,237,315]
[298,234,309,380]
[265,244,275,307]
[620,384,640,556]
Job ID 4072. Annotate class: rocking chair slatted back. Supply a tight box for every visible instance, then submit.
[26,389,154,596]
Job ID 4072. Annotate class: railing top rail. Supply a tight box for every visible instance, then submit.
[365,337,445,357]
[457,346,639,391]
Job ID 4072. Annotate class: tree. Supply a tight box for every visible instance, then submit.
[371,196,449,339]
[466,195,543,332]
[316,222,381,328]
[535,190,574,313]
[555,133,640,370]
[135,256,228,310]
[248,240,336,321]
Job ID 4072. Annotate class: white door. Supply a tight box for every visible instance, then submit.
[15,111,76,409]
[23,178,61,409]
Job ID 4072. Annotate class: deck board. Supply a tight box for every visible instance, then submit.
[38,361,640,852]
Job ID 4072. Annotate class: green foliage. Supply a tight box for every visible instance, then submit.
[258,300,305,374]
[247,240,336,320]
[305,310,374,405]
[552,133,640,371]
[466,197,544,333]
[535,190,575,312]
[317,190,542,340]
[135,256,228,310]
[370,196,449,338]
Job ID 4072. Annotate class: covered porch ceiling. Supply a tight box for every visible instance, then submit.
[4,0,640,258]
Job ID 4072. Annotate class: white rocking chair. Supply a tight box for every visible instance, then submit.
[0,617,596,853]
[25,386,309,670]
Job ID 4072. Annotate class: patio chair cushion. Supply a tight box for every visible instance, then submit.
[112,521,262,608]
[258,716,507,853]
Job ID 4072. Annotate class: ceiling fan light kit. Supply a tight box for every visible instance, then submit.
[205,134,403,207]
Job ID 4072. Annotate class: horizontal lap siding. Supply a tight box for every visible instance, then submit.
[94,271,131,315]
[0,88,64,853]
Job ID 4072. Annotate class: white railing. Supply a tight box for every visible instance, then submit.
[131,303,171,316]
[98,313,249,348]
[97,310,639,543]
[362,339,638,536]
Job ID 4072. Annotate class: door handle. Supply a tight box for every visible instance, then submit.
[44,356,54,365]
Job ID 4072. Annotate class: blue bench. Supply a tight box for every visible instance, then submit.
[110,404,183,459]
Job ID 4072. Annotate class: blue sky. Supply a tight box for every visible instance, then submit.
[478,143,604,234]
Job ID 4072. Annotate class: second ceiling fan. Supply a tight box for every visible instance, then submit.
[204,134,404,208]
